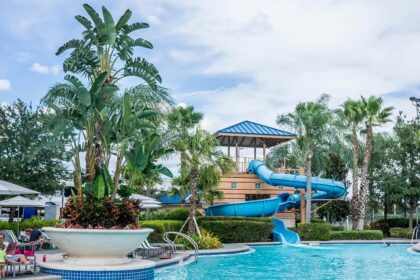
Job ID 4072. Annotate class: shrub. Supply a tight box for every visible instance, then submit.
[164,208,202,221]
[139,211,167,220]
[389,227,412,239]
[371,218,418,236]
[0,219,60,235]
[177,229,222,249]
[140,220,183,243]
[296,223,332,241]
[198,216,272,223]
[62,196,140,229]
[199,220,273,243]
[331,225,345,231]
[330,230,383,240]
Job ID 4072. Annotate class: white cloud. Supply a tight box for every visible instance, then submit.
[165,0,420,130]
[31,63,60,75]
[0,79,11,91]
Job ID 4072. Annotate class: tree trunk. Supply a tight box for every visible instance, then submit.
[350,127,360,230]
[146,185,151,220]
[188,166,199,235]
[408,204,415,231]
[384,205,388,221]
[356,125,373,230]
[305,150,313,223]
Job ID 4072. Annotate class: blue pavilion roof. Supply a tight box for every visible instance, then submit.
[215,121,295,148]
[217,120,295,137]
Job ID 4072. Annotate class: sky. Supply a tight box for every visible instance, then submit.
[1,0,419,133]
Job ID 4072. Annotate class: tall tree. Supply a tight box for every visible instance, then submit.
[354,96,393,230]
[0,100,70,194]
[173,128,233,234]
[393,113,420,230]
[43,4,165,203]
[367,133,399,221]
[277,95,341,223]
[341,99,365,229]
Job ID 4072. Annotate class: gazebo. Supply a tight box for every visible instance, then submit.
[214,120,296,171]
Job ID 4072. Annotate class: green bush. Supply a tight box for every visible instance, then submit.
[199,220,273,243]
[296,223,332,241]
[177,229,222,249]
[140,220,183,243]
[0,219,60,235]
[198,216,272,223]
[371,218,418,236]
[331,225,345,231]
[164,208,202,221]
[389,227,412,239]
[330,230,383,240]
[138,211,167,220]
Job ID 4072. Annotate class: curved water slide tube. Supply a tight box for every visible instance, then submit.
[205,160,346,244]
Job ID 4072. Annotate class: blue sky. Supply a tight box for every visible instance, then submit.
[0,0,419,134]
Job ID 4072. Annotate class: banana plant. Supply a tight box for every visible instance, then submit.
[56,4,161,89]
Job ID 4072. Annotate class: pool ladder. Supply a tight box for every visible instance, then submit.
[411,225,419,245]
[163,231,199,263]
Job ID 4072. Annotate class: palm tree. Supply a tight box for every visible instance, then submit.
[354,96,393,230]
[341,99,365,229]
[277,95,341,223]
[57,4,161,89]
[174,128,233,234]
[52,4,162,173]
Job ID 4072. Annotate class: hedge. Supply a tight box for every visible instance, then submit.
[389,227,412,239]
[140,220,183,243]
[296,223,332,241]
[330,230,383,240]
[197,216,272,223]
[199,220,273,243]
[371,218,418,236]
[164,208,202,221]
[331,225,345,231]
[0,220,59,235]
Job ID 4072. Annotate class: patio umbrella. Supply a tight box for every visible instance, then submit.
[0,181,39,195]
[130,194,161,203]
[0,196,45,208]
[0,196,45,233]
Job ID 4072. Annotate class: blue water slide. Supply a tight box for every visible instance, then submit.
[272,218,300,244]
[205,196,281,217]
[205,160,346,244]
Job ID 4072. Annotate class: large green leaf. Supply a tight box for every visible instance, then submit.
[122,22,150,34]
[75,15,93,30]
[101,6,117,44]
[132,38,153,49]
[90,71,108,95]
[94,173,106,199]
[115,9,132,31]
[56,39,84,55]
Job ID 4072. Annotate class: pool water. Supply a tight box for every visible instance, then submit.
[155,244,420,280]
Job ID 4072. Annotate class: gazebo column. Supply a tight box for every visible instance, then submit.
[227,136,231,157]
[235,137,239,171]
[253,138,257,159]
[262,140,267,160]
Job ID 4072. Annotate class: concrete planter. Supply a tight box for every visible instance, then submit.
[42,227,153,265]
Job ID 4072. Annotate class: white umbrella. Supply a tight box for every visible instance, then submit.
[130,194,161,203]
[0,181,39,195]
[0,196,45,232]
[0,196,45,208]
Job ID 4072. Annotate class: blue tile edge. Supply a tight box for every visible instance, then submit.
[40,266,154,280]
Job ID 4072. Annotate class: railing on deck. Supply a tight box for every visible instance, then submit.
[231,156,301,174]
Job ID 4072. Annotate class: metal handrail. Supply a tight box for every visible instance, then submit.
[411,225,419,245]
[163,231,199,263]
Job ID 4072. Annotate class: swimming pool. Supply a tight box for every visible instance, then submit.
[155,244,420,280]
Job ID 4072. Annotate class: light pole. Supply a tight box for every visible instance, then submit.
[410,97,420,118]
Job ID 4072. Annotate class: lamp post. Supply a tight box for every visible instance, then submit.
[410,97,420,118]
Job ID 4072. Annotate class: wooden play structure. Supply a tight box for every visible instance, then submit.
[212,121,307,227]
